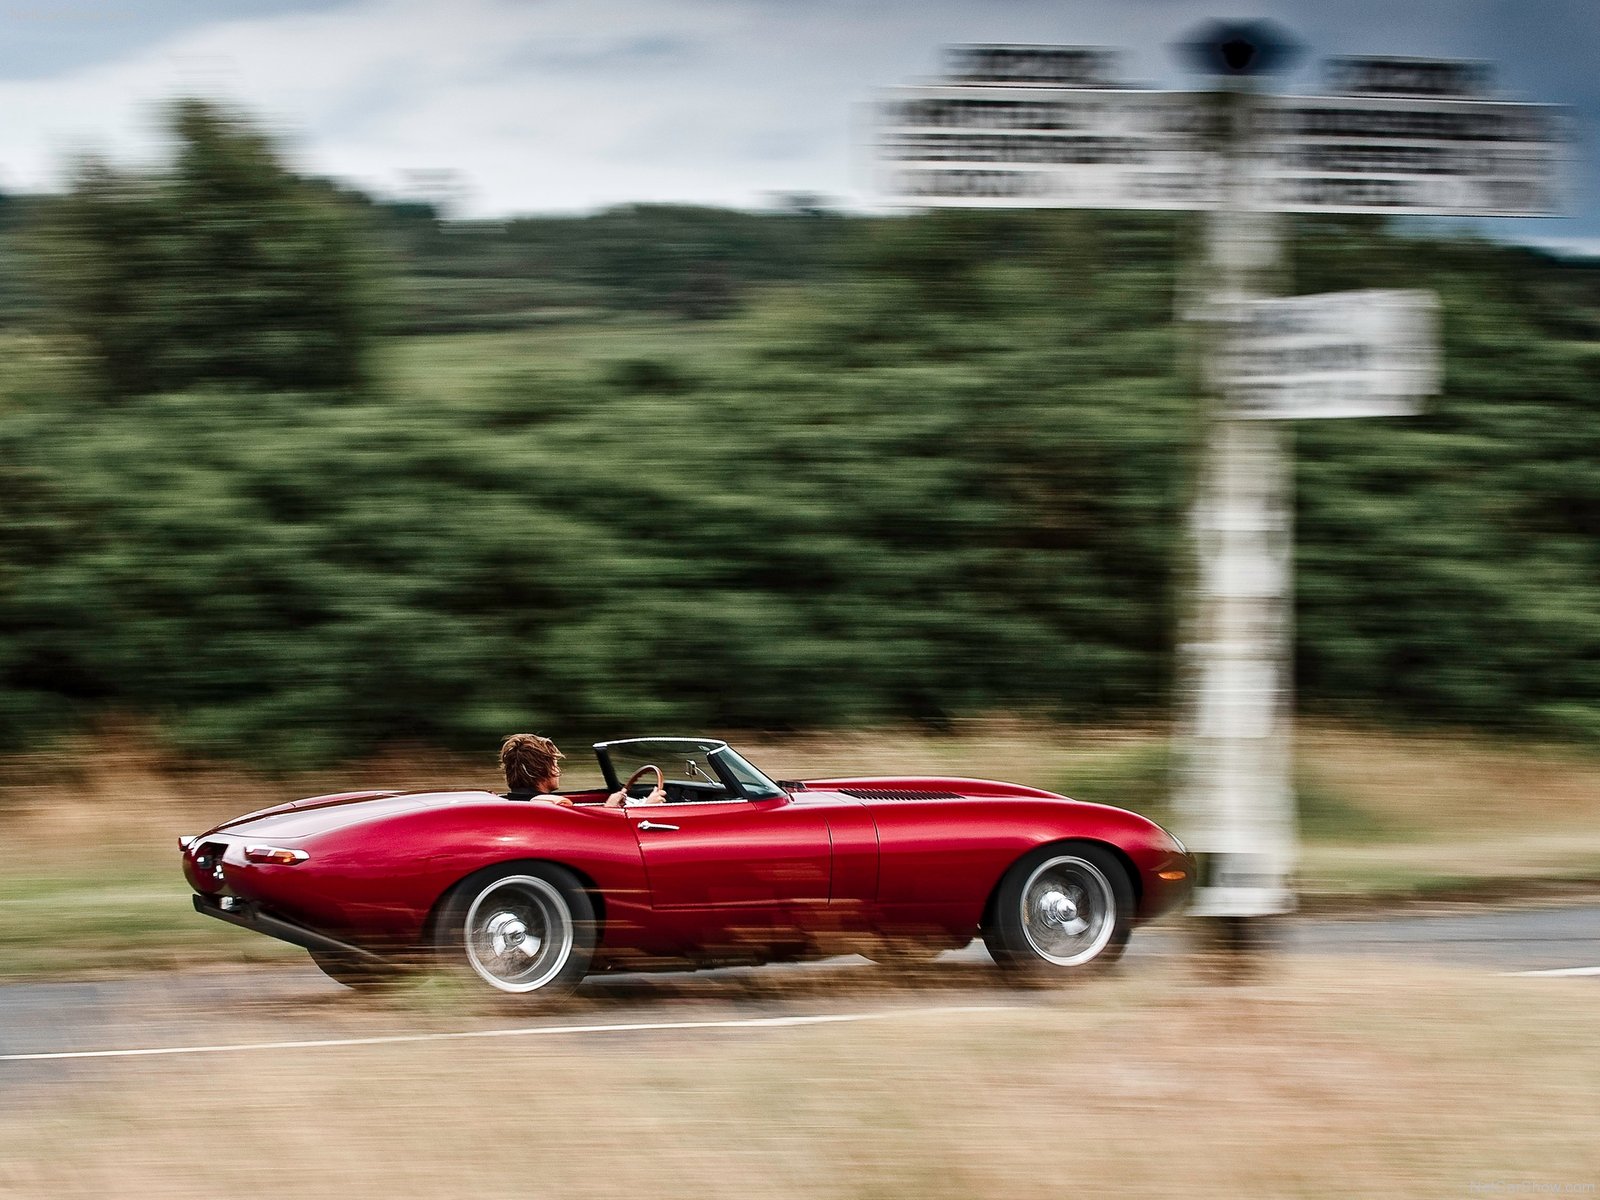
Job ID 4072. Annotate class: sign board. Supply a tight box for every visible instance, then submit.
[1217,289,1440,419]
[876,86,1212,210]
[874,50,1570,217]
[1260,94,1570,216]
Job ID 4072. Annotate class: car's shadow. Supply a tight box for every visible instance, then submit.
[571,954,1019,1010]
[255,941,1156,1023]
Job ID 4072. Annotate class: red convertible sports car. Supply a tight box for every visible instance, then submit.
[182,737,1192,999]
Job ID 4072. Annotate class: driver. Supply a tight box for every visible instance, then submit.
[499,733,665,807]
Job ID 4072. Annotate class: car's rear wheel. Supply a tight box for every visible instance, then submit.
[433,863,595,1001]
[307,947,401,991]
[983,843,1132,977]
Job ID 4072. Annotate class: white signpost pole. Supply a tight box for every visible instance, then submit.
[1178,75,1299,943]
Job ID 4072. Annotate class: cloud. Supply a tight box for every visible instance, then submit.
[0,0,349,81]
[0,0,1590,236]
[0,0,873,208]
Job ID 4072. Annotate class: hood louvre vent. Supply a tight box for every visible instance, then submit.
[838,788,964,801]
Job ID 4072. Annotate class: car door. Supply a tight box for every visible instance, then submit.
[627,795,832,949]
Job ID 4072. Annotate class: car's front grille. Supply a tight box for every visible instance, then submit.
[837,788,965,801]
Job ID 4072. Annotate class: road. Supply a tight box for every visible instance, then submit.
[1,903,1595,1068]
[1287,903,1600,973]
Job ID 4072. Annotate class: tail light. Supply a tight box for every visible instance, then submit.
[243,845,310,865]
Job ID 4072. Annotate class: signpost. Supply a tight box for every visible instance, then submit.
[878,74,1568,217]
[871,29,1571,954]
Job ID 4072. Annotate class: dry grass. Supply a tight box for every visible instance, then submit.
[6,718,1596,864]
[1295,725,1600,896]
[1297,725,1600,833]
[1,958,1596,1199]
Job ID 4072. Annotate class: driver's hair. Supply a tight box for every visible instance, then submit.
[500,733,563,791]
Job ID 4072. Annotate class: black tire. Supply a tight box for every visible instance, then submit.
[307,947,402,991]
[982,842,1133,977]
[432,862,596,1002]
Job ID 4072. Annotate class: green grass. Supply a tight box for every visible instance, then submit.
[0,866,298,976]
[1048,741,1173,816]
[1296,773,1417,843]
[378,307,780,405]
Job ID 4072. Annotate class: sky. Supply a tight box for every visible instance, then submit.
[0,0,1594,251]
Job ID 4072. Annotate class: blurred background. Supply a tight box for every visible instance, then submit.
[1,2,1598,1196]
[0,0,1596,766]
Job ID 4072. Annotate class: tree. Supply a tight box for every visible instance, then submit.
[36,99,379,399]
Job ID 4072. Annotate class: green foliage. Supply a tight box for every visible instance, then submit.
[1289,223,1600,733]
[31,100,378,399]
[1,206,1599,764]
[364,201,851,332]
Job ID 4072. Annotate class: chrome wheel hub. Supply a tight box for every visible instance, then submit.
[1037,889,1088,935]
[484,911,542,962]
[463,876,574,993]
[1019,856,1116,967]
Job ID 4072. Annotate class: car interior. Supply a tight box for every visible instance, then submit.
[504,740,783,806]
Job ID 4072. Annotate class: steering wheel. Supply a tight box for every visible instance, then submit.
[622,764,664,804]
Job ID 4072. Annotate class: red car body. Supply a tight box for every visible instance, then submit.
[182,738,1192,991]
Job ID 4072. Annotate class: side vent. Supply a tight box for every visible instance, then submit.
[838,788,965,801]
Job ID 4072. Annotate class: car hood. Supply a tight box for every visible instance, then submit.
[211,789,498,840]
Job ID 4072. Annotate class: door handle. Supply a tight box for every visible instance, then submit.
[638,820,679,832]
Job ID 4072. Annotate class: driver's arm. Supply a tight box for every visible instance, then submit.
[605,787,666,807]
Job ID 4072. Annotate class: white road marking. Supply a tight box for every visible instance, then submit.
[0,1004,1023,1064]
[1504,965,1600,977]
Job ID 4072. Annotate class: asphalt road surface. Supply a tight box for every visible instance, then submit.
[1,903,1595,1071]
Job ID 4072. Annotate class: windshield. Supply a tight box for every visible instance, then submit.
[712,747,784,800]
[596,739,785,800]
[604,739,725,788]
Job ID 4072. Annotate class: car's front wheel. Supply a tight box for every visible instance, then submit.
[983,843,1132,977]
[433,863,596,1001]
